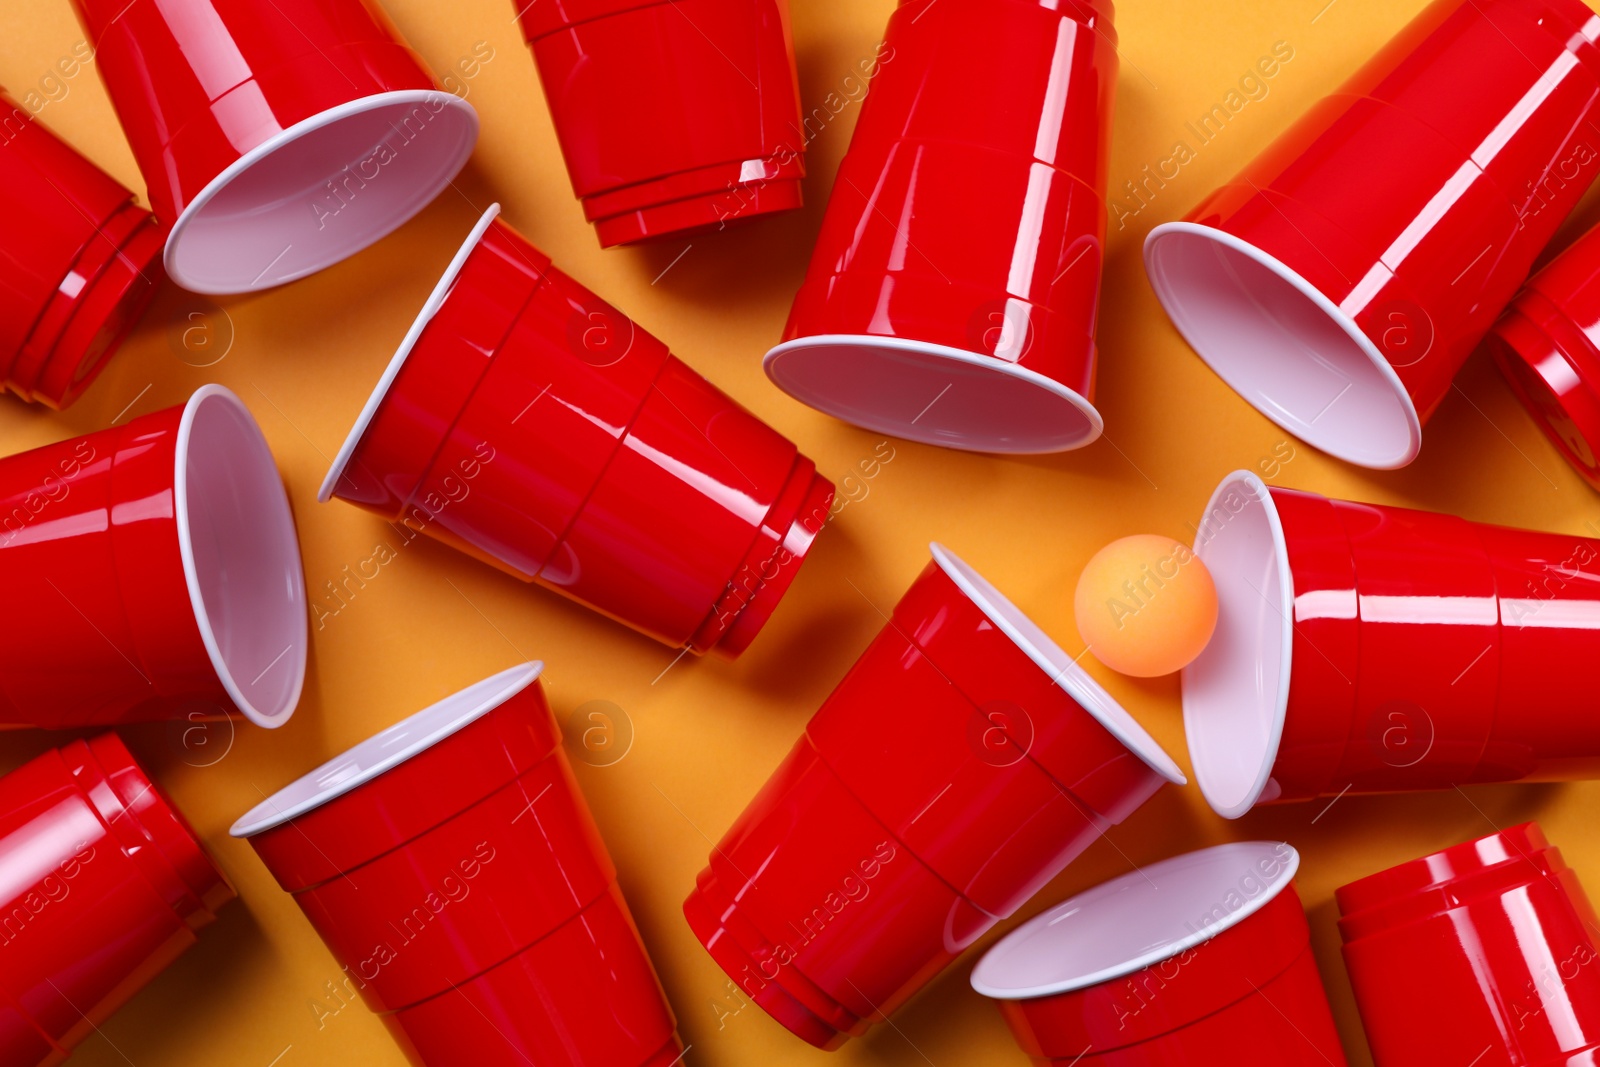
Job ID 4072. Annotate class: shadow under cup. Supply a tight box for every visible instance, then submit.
[683,543,1183,1049]
[232,663,682,1067]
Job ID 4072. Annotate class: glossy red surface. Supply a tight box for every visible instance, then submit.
[1338,823,1600,1066]
[1266,485,1600,801]
[0,402,223,726]
[327,210,833,656]
[0,734,231,1067]
[772,0,1115,447]
[240,673,681,1067]
[682,550,1177,1049]
[1173,0,1600,446]
[997,885,1345,1066]
[0,89,163,409]
[68,0,445,225]
[1486,218,1600,491]
[518,0,803,246]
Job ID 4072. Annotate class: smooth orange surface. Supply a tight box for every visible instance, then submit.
[4,2,1600,1065]
[1075,533,1218,677]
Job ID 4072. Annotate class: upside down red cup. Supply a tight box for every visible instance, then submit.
[0,385,306,728]
[1339,822,1600,1065]
[0,91,164,409]
[766,0,1116,454]
[1145,0,1600,469]
[517,0,804,247]
[1484,217,1600,491]
[972,842,1348,1066]
[682,543,1184,1049]
[1183,468,1600,818]
[0,733,233,1067]
[69,0,479,294]
[230,663,682,1067]
[319,204,833,655]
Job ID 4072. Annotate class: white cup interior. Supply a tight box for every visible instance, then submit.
[165,91,479,294]
[1181,470,1293,819]
[930,543,1185,785]
[764,335,1103,454]
[177,385,308,728]
[229,662,544,836]
[970,840,1300,999]
[1144,222,1421,469]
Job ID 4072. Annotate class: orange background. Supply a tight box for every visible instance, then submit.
[4,0,1600,1064]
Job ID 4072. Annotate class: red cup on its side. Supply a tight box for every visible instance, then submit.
[0,733,234,1067]
[319,204,834,656]
[69,0,479,294]
[683,543,1184,1049]
[231,663,682,1067]
[766,0,1116,454]
[0,91,164,409]
[1484,218,1600,491]
[517,0,804,247]
[0,385,307,728]
[1183,469,1600,819]
[1338,823,1600,1065]
[972,842,1348,1066]
[1145,0,1600,469]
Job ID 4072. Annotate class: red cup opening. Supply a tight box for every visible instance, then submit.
[163,91,478,294]
[1144,223,1422,469]
[972,841,1300,1003]
[230,662,544,839]
[176,386,308,727]
[1181,470,1294,818]
[764,334,1104,454]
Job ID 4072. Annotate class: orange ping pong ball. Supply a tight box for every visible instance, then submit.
[1074,534,1218,678]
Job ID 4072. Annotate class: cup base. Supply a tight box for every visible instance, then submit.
[701,462,834,657]
[681,883,858,1050]
[11,205,165,410]
[764,333,1103,454]
[1144,220,1422,470]
[164,90,478,294]
[1484,300,1600,492]
[594,175,803,249]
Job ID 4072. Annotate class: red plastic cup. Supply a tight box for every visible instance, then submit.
[0,733,234,1067]
[972,842,1348,1066]
[765,0,1116,454]
[0,384,307,728]
[1484,218,1600,491]
[1183,468,1600,818]
[0,90,164,409]
[682,544,1183,1049]
[1146,0,1600,469]
[231,663,683,1067]
[319,204,834,656]
[1339,822,1600,1065]
[69,0,479,294]
[517,0,804,247]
